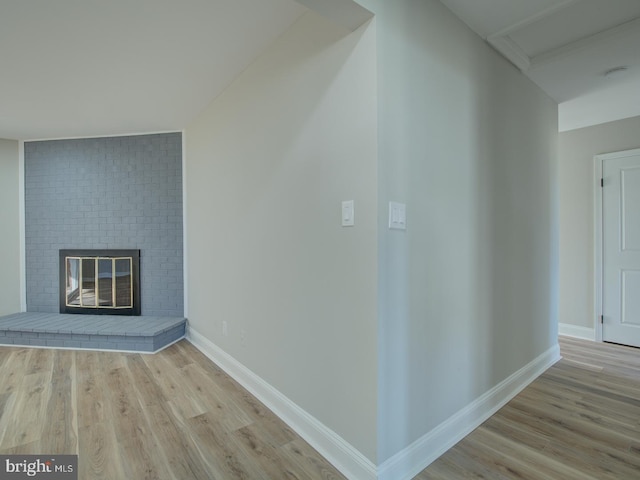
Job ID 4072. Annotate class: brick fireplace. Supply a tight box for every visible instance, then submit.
[0,133,187,352]
[24,133,183,317]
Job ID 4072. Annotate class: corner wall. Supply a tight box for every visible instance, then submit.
[357,0,559,466]
[0,139,21,316]
[185,11,378,463]
[558,115,640,336]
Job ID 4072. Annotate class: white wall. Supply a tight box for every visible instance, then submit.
[185,0,559,473]
[185,11,378,462]
[558,115,640,332]
[0,139,21,316]
[357,0,559,464]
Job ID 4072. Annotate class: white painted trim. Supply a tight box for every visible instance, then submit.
[24,130,182,143]
[594,154,604,342]
[377,343,561,480]
[2,335,184,355]
[594,148,640,343]
[486,35,531,71]
[531,17,640,69]
[558,323,596,341]
[485,0,579,72]
[186,326,377,480]
[18,141,26,312]
[488,0,579,38]
[181,130,188,319]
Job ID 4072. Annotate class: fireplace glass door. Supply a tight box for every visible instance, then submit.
[65,256,133,310]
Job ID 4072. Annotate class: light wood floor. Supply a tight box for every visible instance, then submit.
[416,336,640,479]
[0,340,345,479]
[2,337,639,479]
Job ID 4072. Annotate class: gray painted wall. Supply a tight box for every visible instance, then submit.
[559,115,640,331]
[24,133,183,317]
[0,138,21,316]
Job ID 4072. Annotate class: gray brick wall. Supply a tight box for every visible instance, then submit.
[24,133,183,316]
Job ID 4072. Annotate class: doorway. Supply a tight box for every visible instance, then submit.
[596,148,640,348]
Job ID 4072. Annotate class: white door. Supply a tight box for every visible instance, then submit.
[601,149,640,347]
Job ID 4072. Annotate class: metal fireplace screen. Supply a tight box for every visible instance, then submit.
[59,249,140,315]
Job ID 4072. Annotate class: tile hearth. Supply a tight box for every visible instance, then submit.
[0,312,186,353]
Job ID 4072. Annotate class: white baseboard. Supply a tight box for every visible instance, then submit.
[377,343,561,480]
[558,323,595,341]
[187,326,560,480]
[3,335,184,355]
[186,326,377,480]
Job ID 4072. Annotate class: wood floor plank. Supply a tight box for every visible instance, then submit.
[250,414,298,448]
[0,440,41,455]
[78,422,127,480]
[103,364,172,480]
[178,362,254,432]
[0,392,17,448]
[460,427,598,480]
[481,414,551,452]
[75,350,108,428]
[542,436,640,480]
[141,352,209,420]
[185,411,267,479]
[160,342,194,369]
[526,377,640,425]
[2,372,52,449]
[518,382,640,438]
[281,438,347,480]
[418,451,499,480]
[40,350,77,454]
[27,348,54,375]
[142,403,214,480]
[506,396,640,449]
[140,350,195,401]
[0,348,31,395]
[232,423,304,480]
[126,355,213,479]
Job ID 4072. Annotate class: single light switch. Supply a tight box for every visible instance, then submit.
[342,200,354,227]
[389,201,406,230]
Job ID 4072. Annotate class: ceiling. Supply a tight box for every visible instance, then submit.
[439,0,640,131]
[2,0,636,139]
[0,0,308,140]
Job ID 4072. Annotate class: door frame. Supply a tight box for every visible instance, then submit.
[594,148,640,343]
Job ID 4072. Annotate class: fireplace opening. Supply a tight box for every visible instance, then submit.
[59,249,140,315]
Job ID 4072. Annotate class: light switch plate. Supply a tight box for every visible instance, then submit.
[389,201,406,230]
[342,200,354,227]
